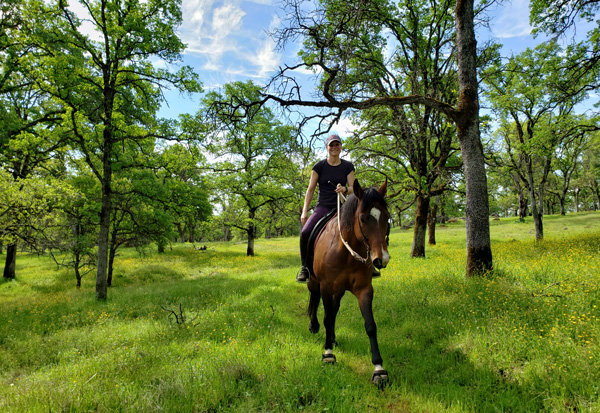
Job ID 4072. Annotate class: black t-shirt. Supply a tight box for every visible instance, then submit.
[312,159,355,209]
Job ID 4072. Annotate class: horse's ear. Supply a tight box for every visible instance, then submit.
[353,179,364,199]
[378,179,387,197]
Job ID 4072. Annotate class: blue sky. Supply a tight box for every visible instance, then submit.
[158,0,597,128]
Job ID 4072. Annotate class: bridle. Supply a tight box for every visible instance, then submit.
[336,191,371,264]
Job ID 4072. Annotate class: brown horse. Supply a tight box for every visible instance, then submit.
[307,179,390,385]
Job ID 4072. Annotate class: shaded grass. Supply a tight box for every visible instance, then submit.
[1,212,599,411]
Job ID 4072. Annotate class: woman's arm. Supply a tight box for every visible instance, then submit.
[301,170,319,226]
[335,170,355,195]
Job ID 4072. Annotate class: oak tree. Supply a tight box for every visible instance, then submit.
[252,0,493,274]
[31,0,201,299]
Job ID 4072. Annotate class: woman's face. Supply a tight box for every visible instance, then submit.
[327,140,342,156]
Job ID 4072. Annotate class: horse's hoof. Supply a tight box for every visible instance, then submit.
[309,321,320,334]
[322,353,336,363]
[371,370,388,388]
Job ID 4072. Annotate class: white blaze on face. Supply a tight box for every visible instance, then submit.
[370,208,381,221]
[369,207,390,266]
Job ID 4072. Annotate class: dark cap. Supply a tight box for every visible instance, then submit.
[326,134,342,146]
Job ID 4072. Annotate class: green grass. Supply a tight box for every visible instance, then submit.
[1,212,599,412]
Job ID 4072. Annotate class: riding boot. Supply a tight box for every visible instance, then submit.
[296,236,310,283]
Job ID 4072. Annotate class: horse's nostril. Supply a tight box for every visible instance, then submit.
[373,258,383,269]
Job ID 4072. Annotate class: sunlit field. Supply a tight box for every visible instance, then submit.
[1,212,599,412]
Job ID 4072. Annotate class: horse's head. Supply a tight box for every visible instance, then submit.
[353,179,391,269]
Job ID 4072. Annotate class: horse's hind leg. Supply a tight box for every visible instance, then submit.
[307,279,320,334]
[356,287,388,386]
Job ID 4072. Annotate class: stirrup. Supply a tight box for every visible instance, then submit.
[296,266,310,283]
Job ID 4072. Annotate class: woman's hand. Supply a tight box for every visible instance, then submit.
[301,210,309,226]
[335,184,347,194]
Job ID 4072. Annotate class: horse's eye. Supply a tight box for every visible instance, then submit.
[360,215,367,224]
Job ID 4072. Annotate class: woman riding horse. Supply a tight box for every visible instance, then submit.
[297,134,380,282]
[297,133,355,283]
[308,178,391,385]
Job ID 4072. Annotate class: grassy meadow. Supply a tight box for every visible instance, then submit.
[1,212,599,412]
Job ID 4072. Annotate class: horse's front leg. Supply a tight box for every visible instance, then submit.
[330,291,344,346]
[356,286,388,386]
[321,293,340,363]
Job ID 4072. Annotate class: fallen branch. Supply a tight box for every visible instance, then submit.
[531,277,572,298]
[161,303,201,326]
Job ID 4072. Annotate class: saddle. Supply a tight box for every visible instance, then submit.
[305,209,337,276]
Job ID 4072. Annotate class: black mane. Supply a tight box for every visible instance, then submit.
[339,188,387,232]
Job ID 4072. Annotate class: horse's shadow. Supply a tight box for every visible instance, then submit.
[306,277,550,410]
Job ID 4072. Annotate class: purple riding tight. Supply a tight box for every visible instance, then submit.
[301,205,334,240]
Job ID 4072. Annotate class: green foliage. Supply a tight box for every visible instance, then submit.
[0,169,76,247]
[482,41,599,239]
[1,213,599,411]
[16,0,205,298]
[529,0,600,36]
[199,81,300,253]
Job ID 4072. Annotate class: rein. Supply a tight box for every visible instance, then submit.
[337,191,371,264]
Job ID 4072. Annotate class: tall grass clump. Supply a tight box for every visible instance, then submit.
[1,212,599,411]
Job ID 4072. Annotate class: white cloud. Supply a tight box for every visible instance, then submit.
[181,1,246,61]
[182,0,215,31]
[253,15,283,77]
[490,0,533,39]
[212,4,245,36]
[333,117,361,137]
[179,0,287,79]
[246,0,273,4]
[246,15,281,79]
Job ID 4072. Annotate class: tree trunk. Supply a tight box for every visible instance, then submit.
[223,225,230,242]
[591,180,600,210]
[455,0,493,276]
[559,196,566,215]
[3,244,17,279]
[525,157,543,240]
[95,135,112,300]
[247,209,256,256]
[247,227,255,256]
[74,252,82,288]
[107,241,117,288]
[530,196,543,240]
[428,196,439,246]
[519,193,527,221]
[439,197,447,224]
[574,188,580,212]
[531,157,551,238]
[72,221,83,288]
[176,223,185,243]
[411,194,430,257]
[188,222,195,243]
[515,180,527,221]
